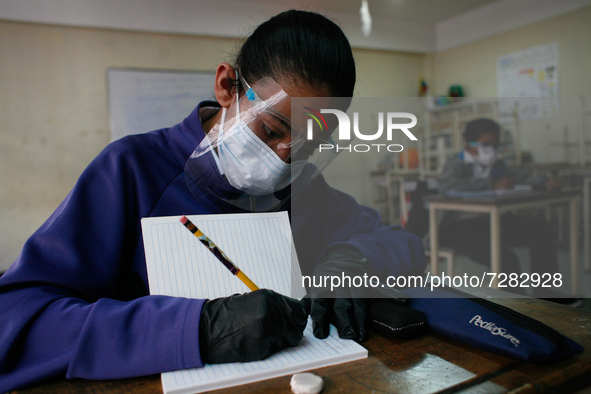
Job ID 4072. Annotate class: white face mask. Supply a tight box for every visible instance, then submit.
[216,91,304,196]
[475,145,497,167]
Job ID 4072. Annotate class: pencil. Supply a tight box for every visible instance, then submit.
[179,215,260,291]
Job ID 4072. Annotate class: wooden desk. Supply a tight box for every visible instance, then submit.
[425,190,581,293]
[10,297,591,394]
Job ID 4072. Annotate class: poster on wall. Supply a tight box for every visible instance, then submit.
[497,42,559,122]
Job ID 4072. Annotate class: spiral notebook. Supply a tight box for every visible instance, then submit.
[142,212,368,394]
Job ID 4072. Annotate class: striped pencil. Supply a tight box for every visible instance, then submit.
[179,215,259,291]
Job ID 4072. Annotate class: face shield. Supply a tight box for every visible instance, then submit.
[184,73,348,212]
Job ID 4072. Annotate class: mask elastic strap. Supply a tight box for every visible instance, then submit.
[210,107,226,175]
[219,107,227,138]
[235,70,241,118]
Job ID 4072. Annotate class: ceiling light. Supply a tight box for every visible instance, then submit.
[360,0,372,37]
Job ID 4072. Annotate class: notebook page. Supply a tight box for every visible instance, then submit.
[142,212,367,394]
[142,212,298,298]
[161,320,367,394]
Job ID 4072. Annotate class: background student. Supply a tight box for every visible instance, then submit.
[437,118,562,293]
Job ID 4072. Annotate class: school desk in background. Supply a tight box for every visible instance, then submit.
[424,189,581,293]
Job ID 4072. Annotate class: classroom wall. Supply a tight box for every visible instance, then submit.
[322,49,425,208]
[0,20,424,271]
[7,6,586,272]
[424,5,591,164]
[0,21,236,272]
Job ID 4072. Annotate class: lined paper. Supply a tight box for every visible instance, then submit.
[161,321,366,394]
[142,212,367,394]
[143,212,297,298]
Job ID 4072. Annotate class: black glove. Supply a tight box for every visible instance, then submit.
[304,246,408,343]
[199,289,308,364]
[303,246,371,342]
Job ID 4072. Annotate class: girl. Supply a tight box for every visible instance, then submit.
[0,10,425,391]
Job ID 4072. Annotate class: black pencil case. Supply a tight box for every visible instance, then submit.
[402,286,583,361]
[368,298,428,339]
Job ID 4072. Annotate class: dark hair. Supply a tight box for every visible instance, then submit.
[235,10,356,97]
[464,118,500,143]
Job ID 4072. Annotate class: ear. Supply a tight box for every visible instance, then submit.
[213,63,237,109]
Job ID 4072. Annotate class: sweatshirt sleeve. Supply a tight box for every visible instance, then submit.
[292,175,426,280]
[322,189,426,279]
[505,167,547,189]
[0,138,205,392]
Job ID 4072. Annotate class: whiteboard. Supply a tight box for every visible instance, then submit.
[107,68,215,141]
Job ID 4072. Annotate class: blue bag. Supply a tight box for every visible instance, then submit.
[402,287,583,361]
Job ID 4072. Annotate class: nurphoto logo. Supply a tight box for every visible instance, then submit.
[304,107,418,153]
